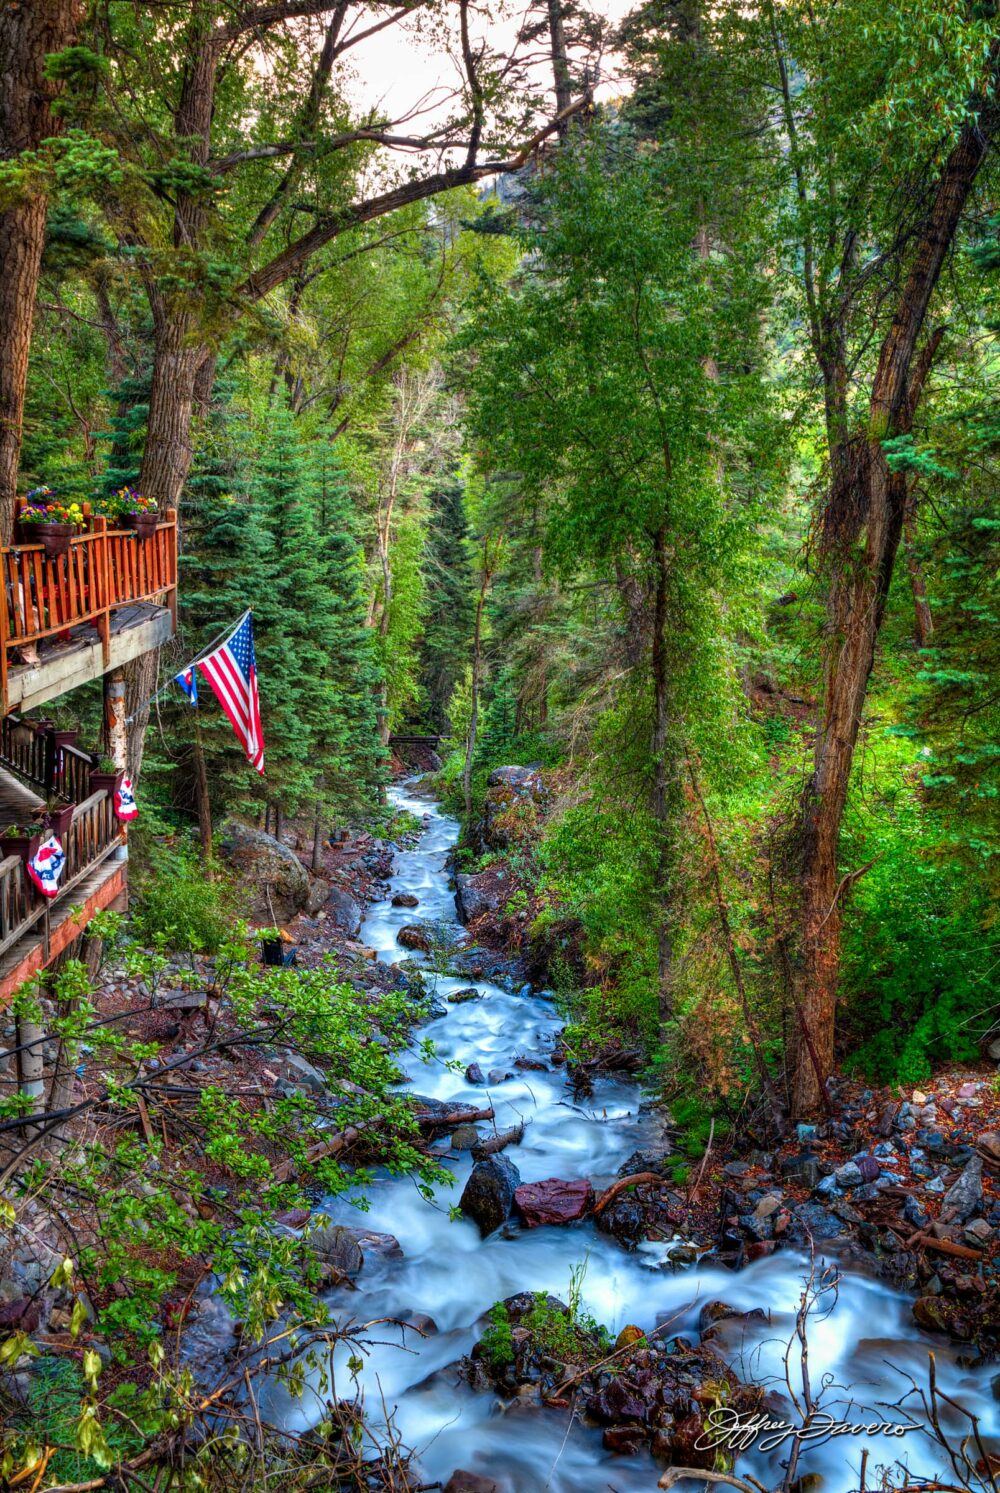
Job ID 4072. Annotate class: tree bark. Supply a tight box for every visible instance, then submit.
[463,539,498,824]
[903,489,934,649]
[791,113,995,1115]
[311,808,325,872]
[650,524,674,1029]
[0,0,83,537]
[192,718,214,873]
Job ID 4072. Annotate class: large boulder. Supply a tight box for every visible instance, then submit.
[325,887,363,937]
[460,1156,521,1237]
[454,873,505,926]
[218,821,310,923]
[481,765,547,850]
[514,1178,594,1227]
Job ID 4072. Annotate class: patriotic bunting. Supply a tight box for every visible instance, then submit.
[29,835,66,898]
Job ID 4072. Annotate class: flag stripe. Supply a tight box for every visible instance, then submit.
[196,613,264,774]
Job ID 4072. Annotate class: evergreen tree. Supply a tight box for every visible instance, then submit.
[311,438,385,815]
[419,473,475,731]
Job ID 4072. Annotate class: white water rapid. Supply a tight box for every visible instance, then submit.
[270,781,1000,1492]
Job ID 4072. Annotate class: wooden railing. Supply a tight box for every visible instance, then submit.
[0,716,94,803]
[0,511,178,710]
[0,789,123,961]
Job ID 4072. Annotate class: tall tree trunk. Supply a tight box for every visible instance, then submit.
[650,524,674,1030]
[0,0,83,537]
[547,0,573,120]
[311,808,325,873]
[192,718,214,874]
[791,116,994,1115]
[463,538,500,825]
[903,488,934,649]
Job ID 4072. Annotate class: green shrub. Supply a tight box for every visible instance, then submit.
[131,844,232,954]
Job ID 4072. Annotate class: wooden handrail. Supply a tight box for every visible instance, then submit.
[0,790,123,961]
[0,511,178,713]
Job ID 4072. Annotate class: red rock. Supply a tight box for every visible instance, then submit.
[275,1208,311,1228]
[514,1177,595,1227]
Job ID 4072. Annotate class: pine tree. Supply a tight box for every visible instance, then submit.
[419,473,474,730]
[312,438,385,816]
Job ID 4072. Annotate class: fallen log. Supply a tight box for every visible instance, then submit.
[904,1230,984,1262]
[270,1124,368,1184]
[594,1171,666,1217]
[472,1122,524,1160]
[412,1104,494,1131]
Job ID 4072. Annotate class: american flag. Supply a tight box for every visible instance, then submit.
[198,612,264,774]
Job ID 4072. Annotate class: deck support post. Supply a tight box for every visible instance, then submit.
[105,668,128,865]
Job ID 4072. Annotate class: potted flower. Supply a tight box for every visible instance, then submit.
[0,822,41,866]
[17,489,87,558]
[103,487,159,540]
[90,753,124,798]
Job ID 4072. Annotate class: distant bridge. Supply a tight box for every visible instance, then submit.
[389,734,441,751]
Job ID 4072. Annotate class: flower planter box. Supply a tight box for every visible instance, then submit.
[123,512,159,541]
[90,769,124,798]
[40,804,75,840]
[0,831,41,867]
[17,521,75,559]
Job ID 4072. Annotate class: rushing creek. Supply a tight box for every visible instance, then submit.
[265,782,1000,1491]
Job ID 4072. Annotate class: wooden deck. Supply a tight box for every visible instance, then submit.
[0,764,125,1005]
[0,514,178,716]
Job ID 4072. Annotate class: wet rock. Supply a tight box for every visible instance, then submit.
[454,873,504,925]
[514,1054,547,1071]
[449,1124,482,1151]
[488,1068,513,1084]
[596,1196,646,1250]
[392,892,419,908]
[699,1300,739,1331]
[447,986,481,1003]
[514,1178,595,1227]
[465,1062,485,1084]
[274,1207,311,1229]
[603,1425,646,1454]
[942,1157,982,1222]
[618,1149,672,1178]
[740,1213,773,1242]
[913,1296,955,1334]
[616,1324,645,1349]
[460,1156,521,1237]
[834,1162,863,1189]
[325,887,363,936]
[397,925,432,953]
[785,1203,845,1244]
[398,1310,438,1335]
[305,1223,363,1277]
[443,1473,498,1493]
[856,1155,881,1183]
[354,1229,403,1262]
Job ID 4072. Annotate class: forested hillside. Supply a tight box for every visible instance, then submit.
[3,2,1000,1490]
